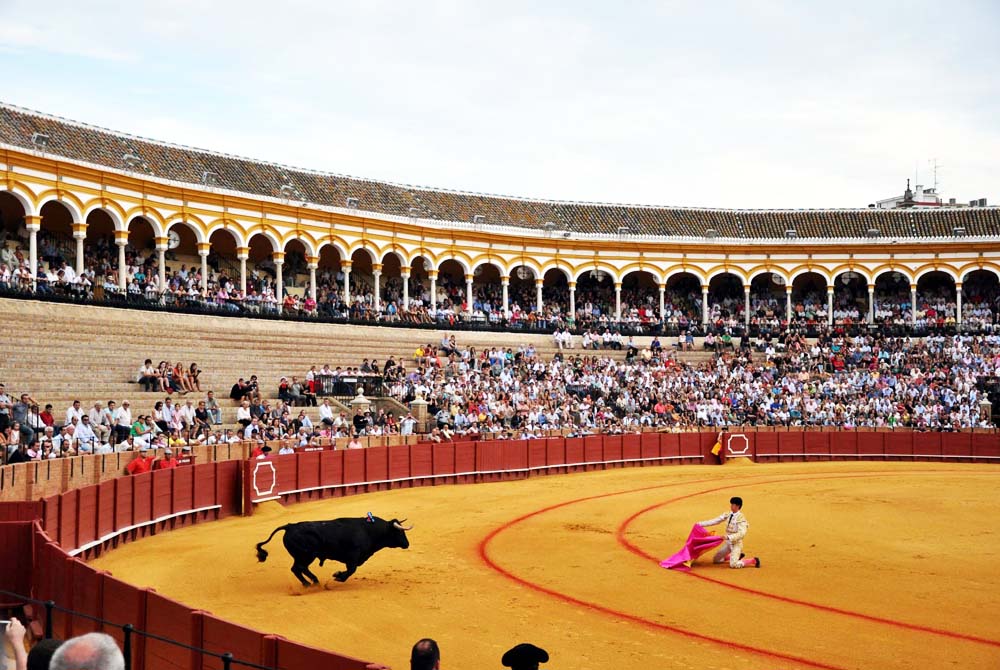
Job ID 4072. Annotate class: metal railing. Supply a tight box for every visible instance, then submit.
[0,589,274,670]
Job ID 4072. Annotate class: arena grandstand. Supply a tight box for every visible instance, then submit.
[2,102,1000,670]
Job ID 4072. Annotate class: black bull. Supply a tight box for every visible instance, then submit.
[255,516,412,586]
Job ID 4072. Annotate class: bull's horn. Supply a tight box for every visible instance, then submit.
[393,521,414,531]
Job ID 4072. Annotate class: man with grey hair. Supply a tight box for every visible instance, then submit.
[49,632,124,670]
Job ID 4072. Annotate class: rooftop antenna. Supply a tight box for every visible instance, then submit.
[929,158,941,193]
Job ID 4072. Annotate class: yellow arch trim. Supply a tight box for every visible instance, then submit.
[703,265,749,284]
[912,262,958,282]
[34,189,85,221]
[956,262,1000,282]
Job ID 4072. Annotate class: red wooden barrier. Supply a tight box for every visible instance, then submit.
[42,495,59,539]
[410,443,432,479]
[639,433,659,461]
[658,432,680,459]
[366,446,389,483]
[101,573,147,651]
[136,473,157,526]
[388,445,410,481]
[273,637,370,670]
[0,501,42,521]
[319,450,345,491]
[777,432,805,461]
[151,470,173,520]
[830,431,858,456]
[754,432,779,461]
[583,436,603,467]
[884,432,913,459]
[603,435,623,464]
[119,475,141,527]
[296,451,322,492]
[564,437,585,468]
[343,450,366,484]
[678,433,702,459]
[172,466,195,514]
[943,432,973,458]
[622,434,641,461]
[545,437,566,470]
[0,522,32,603]
[431,443,455,477]
[913,432,942,457]
[193,465,218,510]
[97,480,116,539]
[803,432,830,458]
[76,486,98,548]
[199,614,270,670]
[145,592,198,670]
[528,440,548,470]
[971,433,1000,459]
[274,455,299,495]
[454,441,476,479]
[476,440,506,476]
[69,560,103,636]
[59,489,79,549]
[857,432,885,459]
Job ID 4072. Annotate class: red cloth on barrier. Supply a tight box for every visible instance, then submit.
[659,524,725,571]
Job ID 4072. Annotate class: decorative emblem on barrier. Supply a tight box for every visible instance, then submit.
[252,461,277,498]
[726,434,750,456]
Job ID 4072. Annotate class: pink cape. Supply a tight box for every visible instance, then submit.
[659,524,725,572]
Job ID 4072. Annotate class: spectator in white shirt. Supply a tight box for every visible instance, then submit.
[65,399,85,427]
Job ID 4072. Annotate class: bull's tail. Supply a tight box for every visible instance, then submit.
[255,524,290,562]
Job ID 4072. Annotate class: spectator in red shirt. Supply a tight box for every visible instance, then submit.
[156,448,179,470]
[125,447,156,475]
[40,404,56,428]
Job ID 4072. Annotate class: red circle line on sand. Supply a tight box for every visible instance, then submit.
[477,474,847,670]
[615,475,1000,649]
[478,469,997,670]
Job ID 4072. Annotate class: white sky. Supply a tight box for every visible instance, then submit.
[1,0,998,209]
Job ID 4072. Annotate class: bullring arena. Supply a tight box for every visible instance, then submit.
[1,103,999,670]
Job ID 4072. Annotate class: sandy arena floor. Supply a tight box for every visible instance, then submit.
[90,461,1000,670]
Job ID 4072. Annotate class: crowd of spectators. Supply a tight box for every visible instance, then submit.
[381,332,999,435]
[4,226,999,338]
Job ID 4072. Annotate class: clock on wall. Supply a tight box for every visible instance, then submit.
[167,229,181,249]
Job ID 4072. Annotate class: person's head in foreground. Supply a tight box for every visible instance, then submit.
[502,642,549,669]
[410,638,440,670]
[49,632,125,670]
[730,496,743,512]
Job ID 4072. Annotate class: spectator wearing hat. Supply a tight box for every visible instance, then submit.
[125,447,156,475]
[409,638,440,670]
[501,643,549,670]
[156,448,178,470]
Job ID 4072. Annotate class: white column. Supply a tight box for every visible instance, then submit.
[430,272,438,311]
[744,284,751,327]
[568,282,576,322]
[237,247,249,296]
[342,263,352,306]
[614,283,622,320]
[658,284,665,319]
[910,284,918,325]
[867,284,875,323]
[827,285,834,326]
[26,216,40,288]
[73,224,86,277]
[535,279,543,314]
[702,284,710,325]
[273,255,284,313]
[155,238,167,293]
[956,282,963,326]
[116,233,128,292]
[198,243,210,294]
[401,271,410,310]
[307,261,318,302]
[465,274,474,312]
[502,277,510,318]
[785,286,793,328]
[373,268,382,312]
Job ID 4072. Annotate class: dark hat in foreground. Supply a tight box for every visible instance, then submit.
[502,642,549,668]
